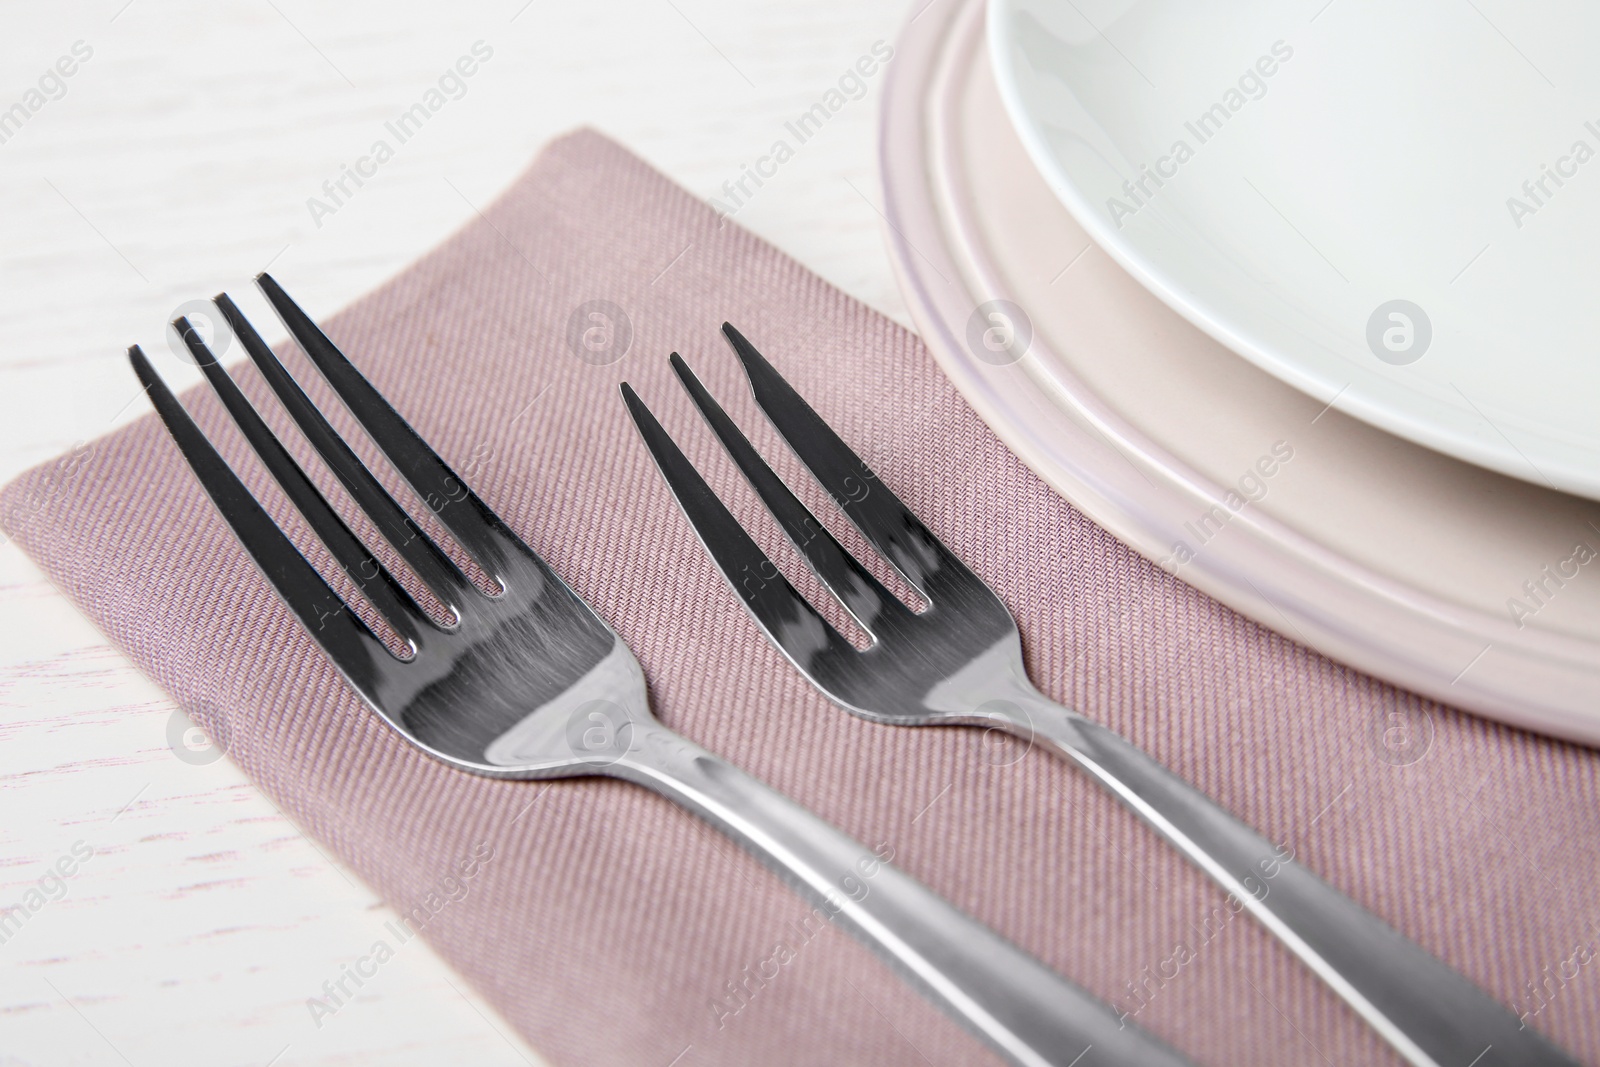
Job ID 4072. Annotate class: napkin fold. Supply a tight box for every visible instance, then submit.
[4,129,1597,1066]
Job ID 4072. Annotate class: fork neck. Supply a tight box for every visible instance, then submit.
[912,637,1072,728]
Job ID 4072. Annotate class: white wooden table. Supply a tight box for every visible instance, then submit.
[0,3,910,1063]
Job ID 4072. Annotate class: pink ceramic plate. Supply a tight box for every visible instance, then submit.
[879,0,1600,743]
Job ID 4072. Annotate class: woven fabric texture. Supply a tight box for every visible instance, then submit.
[3,129,1597,1066]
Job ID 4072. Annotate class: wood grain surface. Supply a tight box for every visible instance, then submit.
[0,2,909,1063]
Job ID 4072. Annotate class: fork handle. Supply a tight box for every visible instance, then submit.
[1003,693,1578,1067]
[609,717,1193,1067]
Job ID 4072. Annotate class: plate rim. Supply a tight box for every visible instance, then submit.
[879,0,1600,744]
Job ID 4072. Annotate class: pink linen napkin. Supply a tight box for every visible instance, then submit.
[3,129,1597,1066]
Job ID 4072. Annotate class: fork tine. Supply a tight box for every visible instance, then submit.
[669,353,914,640]
[128,345,391,697]
[175,315,427,652]
[620,382,859,669]
[214,292,476,609]
[254,272,512,579]
[720,324,969,599]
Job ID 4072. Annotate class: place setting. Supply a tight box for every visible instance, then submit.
[3,2,1597,1065]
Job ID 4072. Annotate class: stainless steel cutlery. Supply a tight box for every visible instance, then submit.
[620,323,1579,1067]
[129,276,1190,1067]
[127,272,1577,1066]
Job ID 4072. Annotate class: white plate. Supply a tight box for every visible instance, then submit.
[988,0,1600,500]
[879,0,1600,742]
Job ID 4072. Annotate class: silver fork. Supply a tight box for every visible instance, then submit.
[620,324,1581,1067]
[128,274,1192,1067]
